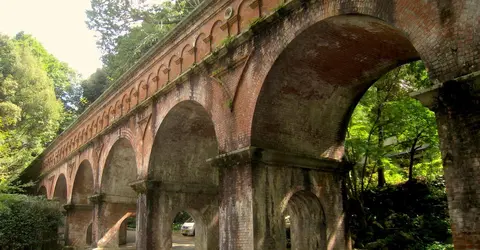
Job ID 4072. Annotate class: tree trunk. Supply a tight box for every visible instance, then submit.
[377,167,385,187]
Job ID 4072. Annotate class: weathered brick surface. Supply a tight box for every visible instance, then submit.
[435,78,480,250]
[31,0,480,249]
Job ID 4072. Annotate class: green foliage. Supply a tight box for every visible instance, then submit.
[0,194,63,249]
[346,61,449,249]
[350,179,452,250]
[13,33,83,132]
[0,34,64,191]
[345,61,441,198]
[220,35,235,48]
[87,0,204,81]
[78,68,110,113]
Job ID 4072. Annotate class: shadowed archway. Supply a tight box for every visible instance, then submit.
[148,101,219,250]
[98,138,137,247]
[249,14,421,249]
[68,160,95,247]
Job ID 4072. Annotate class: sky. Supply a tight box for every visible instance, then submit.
[0,0,103,77]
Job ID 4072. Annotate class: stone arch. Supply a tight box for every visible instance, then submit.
[237,0,259,33]
[168,55,181,81]
[86,125,91,141]
[261,0,282,17]
[148,100,219,249]
[210,20,227,50]
[148,100,219,183]
[194,33,209,62]
[68,160,95,248]
[181,44,194,72]
[103,110,109,128]
[122,93,129,115]
[108,105,115,124]
[281,190,327,250]
[138,80,148,103]
[250,15,421,160]
[157,64,168,89]
[115,99,122,118]
[98,137,138,239]
[38,185,48,197]
[71,160,94,205]
[53,173,68,204]
[146,73,155,96]
[129,87,138,109]
[170,209,206,249]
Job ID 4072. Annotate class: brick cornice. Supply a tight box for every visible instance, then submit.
[207,147,345,172]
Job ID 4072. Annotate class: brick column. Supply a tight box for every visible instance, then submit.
[64,203,94,248]
[210,147,350,250]
[209,148,255,250]
[130,179,158,250]
[414,72,480,249]
[88,193,103,247]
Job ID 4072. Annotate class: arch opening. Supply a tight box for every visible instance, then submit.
[69,160,95,248]
[251,14,420,160]
[53,174,68,245]
[172,211,196,249]
[38,185,48,197]
[119,215,136,246]
[72,160,94,205]
[53,174,68,204]
[149,101,218,184]
[148,101,219,249]
[99,138,137,245]
[283,191,326,250]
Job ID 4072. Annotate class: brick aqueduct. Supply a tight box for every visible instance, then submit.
[20,0,480,249]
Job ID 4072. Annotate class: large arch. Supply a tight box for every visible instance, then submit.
[148,100,219,249]
[53,174,68,204]
[72,160,94,204]
[251,14,420,160]
[248,14,422,249]
[98,138,138,245]
[69,160,95,248]
[53,173,68,246]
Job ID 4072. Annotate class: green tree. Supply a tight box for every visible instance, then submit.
[344,61,442,236]
[13,33,83,132]
[0,34,63,192]
[78,68,110,113]
[86,0,203,80]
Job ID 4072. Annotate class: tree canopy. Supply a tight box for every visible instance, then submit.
[0,34,80,192]
[86,0,203,80]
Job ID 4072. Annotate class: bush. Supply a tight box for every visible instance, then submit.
[0,194,63,249]
[350,178,452,249]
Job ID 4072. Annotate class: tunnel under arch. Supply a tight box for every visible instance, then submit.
[98,138,138,244]
[69,160,95,248]
[148,100,219,250]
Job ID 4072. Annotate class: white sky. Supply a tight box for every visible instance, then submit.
[0,0,103,77]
